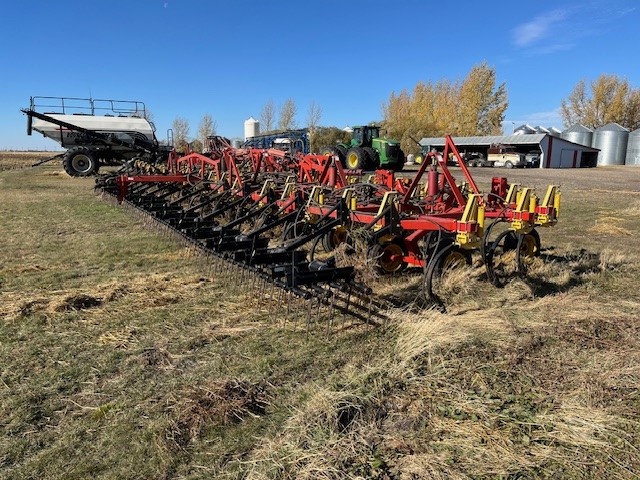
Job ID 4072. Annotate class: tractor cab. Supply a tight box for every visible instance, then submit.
[351,125,380,148]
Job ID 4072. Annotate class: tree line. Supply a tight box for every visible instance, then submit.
[169,69,639,154]
[561,74,640,131]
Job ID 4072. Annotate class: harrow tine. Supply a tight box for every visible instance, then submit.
[284,290,291,327]
[268,282,275,320]
[275,288,283,324]
[305,297,313,336]
[327,290,336,334]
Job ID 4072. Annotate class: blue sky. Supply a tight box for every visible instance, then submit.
[1,0,638,150]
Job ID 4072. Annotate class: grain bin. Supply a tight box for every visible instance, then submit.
[244,117,260,140]
[626,128,640,165]
[592,123,629,166]
[561,124,593,147]
[513,124,535,135]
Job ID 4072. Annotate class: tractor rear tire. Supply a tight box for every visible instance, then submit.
[63,147,99,177]
[321,146,346,166]
[363,147,379,170]
[345,147,367,170]
[335,144,347,165]
[394,151,405,172]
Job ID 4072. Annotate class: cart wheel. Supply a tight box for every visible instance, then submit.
[63,147,98,177]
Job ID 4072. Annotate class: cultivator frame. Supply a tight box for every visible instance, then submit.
[97,135,560,320]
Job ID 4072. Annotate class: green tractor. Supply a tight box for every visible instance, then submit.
[322,125,405,171]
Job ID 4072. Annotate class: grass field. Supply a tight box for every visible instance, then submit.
[1,158,640,479]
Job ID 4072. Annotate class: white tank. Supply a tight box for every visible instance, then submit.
[244,117,260,140]
[592,123,629,166]
[625,128,640,166]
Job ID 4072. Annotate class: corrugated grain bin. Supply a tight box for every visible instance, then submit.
[592,123,629,166]
[513,124,536,135]
[561,124,593,147]
[626,128,640,165]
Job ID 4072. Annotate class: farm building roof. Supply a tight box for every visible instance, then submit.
[419,134,547,147]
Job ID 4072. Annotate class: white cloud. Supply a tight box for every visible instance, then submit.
[512,9,568,47]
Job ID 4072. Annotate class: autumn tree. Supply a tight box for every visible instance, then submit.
[306,101,322,132]
[382,62,508,154]
[457,63,508,135]
[310,126,351,153]
[171,116,190,152]
[278,98,297,131]
[189,139,204,153]
[198,113,217,148]
[560,74,640,130]
[260,99,275,133]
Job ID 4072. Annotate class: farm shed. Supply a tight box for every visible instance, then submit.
[419,134,600,168]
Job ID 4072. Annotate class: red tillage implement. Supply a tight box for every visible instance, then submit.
[98,135,560,318]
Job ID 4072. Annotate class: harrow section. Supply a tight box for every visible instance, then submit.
[97,135,561,321]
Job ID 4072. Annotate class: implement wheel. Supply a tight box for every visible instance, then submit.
[370,241,407,274]
[424,244,472,309]
[322,226,349,252]
[504,230,541,258]
[484,228,540,287]
[63,147,99,177]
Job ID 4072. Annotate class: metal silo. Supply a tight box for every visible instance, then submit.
[244,117,260,140]
[548,127,562,136]
[626,128,640,165]
[561,124,593,147]
[513,124,535,135]
[592,123,629,166]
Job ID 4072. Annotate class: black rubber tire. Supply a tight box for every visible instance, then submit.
[63,147,99,177]
[345,147,367,170]
[393,150,405,172]
[363,147,379,170]
[321,145,346,167]
[335,144,347,164]
[505,161,514,169]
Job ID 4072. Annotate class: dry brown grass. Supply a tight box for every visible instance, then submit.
[0,151,58,171]
[3,165,640,479]
[165,379,271,451]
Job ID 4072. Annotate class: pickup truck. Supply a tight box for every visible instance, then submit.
[487,144,527,168]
